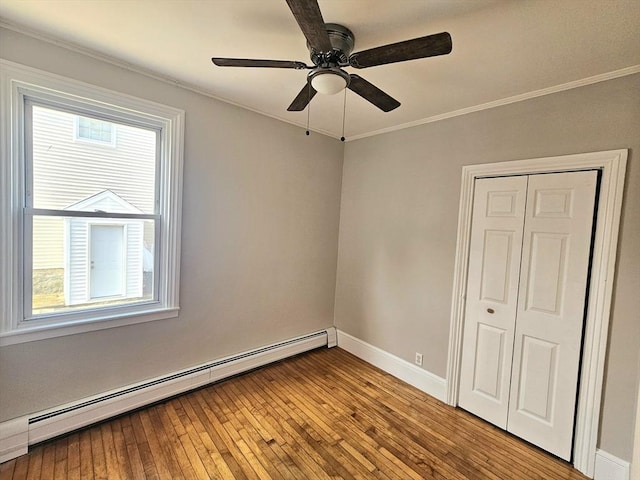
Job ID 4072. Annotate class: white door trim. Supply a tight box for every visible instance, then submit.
[446,149,628,477]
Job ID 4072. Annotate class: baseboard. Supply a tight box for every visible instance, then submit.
[336,330,447,402]
[1,327,336,462]
[595,450,631,480]
[595,449,631,480]
[0,417,29,463]
[335,330,633,480]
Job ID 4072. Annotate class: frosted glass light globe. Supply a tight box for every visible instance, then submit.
[311,71,348,95]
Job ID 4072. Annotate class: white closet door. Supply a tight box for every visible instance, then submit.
[507,170,597,460]
[458,176,528,428]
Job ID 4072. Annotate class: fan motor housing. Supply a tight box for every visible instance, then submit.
[308,23,355,67]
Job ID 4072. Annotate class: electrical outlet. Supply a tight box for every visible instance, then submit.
[415,352,423,366]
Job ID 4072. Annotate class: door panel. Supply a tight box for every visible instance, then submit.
[516,335,558,422]
[524,232,568,314]
[458,175,528,428]
[473,323,507,399]
[507,171,597,460]
[480,230,515,304]
[90,224,125,299]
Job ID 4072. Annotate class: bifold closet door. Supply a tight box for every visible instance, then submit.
[458,175,528,428]
[458,170,598,461]
[507,170,598,460]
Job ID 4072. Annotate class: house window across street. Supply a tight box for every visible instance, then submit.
[0,61,185,344]
[76,115,115,145]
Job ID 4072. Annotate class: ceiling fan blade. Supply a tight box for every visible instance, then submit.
[212,58,309,69]
[285,0,333,52]
[348,75,400,112]
[349,32,452,69]
[287,82,318,111]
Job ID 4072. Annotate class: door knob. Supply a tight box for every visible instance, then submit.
[487,308,495,314]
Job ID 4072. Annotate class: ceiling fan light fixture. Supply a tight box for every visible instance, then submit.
[309,68,349,95]
[211,0,453,113]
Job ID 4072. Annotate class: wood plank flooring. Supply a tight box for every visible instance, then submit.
[1,347,589,479]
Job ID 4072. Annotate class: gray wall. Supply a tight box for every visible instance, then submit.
[0,28,344,419]
[335,74,640,461]
[1,25,638,465]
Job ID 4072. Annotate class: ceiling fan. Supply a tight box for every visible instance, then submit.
[212,0,452,113]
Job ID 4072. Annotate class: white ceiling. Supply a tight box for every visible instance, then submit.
[1,0,639,140]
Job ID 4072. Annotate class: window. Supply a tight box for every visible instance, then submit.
[0,60,185,344]
[76,115,115,145]
[30,105,156,316]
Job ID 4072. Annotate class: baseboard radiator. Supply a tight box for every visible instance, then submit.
[0,327,336,462]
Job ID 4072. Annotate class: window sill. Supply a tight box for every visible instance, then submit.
[0,307,180,346]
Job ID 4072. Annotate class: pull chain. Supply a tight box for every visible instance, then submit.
[340,88,347,142]
[305,81,311,136]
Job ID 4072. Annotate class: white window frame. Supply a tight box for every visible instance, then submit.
[0,60,185,345]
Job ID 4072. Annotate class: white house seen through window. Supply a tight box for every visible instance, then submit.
[30,105,157,316]
[0,61,184,344]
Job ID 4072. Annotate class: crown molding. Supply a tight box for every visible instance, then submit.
[346,65,640,141]
[1,19,638,142]
[0,20,338,140]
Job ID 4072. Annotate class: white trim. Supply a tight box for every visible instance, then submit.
[0,328,331,461]
[0,417,29,463]
[446,149,628,477]
[326,326,338,347]
[66,189,144,214]
[345,66,640,141]
[0,59,185,345]
[595,450,630,480]
[0,307,179,346]
[0,21,336,140]
[337,330,447,402]
[1,21,637,142]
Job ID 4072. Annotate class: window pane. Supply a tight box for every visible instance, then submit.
[77,116,113,143]
[31,215,156,316]
[32,105,157,214]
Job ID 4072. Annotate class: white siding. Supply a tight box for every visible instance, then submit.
[32,105,156,212]
[125,223,143,298]
[65,193,145,305]
[31,105,156,271]
[66,219,144,305]
[66,220,88,305]
[33,217,63,270]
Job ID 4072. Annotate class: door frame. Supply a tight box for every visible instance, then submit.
[446,149,627,477]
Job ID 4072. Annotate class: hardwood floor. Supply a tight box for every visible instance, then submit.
[0,347,589,479]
